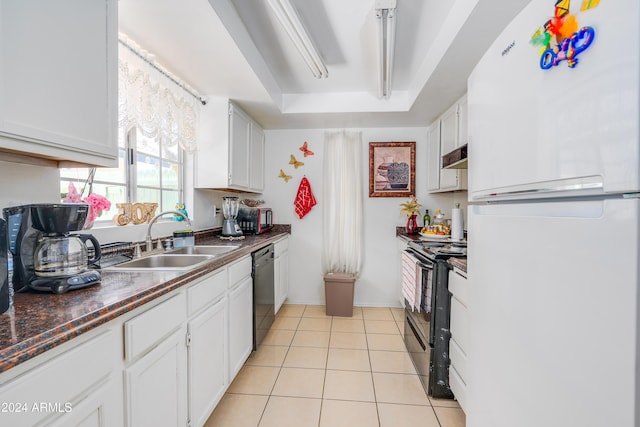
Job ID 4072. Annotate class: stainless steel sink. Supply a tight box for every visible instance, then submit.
[167,245,240,256]
[109,254,214,271]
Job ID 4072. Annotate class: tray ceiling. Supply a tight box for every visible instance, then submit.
[119,0,532,129]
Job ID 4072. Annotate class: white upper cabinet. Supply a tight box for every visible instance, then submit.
[195,100,265,193]
[427,95,468,193]
[457,95,468,149]
[0,0,118,167]
[229,106,251,189]
[249,123,265,192]
[426,122,441,192]
[439,105,459,190]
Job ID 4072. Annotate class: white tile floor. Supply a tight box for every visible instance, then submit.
[205,305,466,427]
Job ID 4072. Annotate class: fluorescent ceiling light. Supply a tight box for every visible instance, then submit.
[375,0,397,98]
[268,0,328,79]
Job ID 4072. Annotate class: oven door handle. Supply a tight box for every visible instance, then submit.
[406,316,427,351]
[416,261,433,270]
[405,249,434,270]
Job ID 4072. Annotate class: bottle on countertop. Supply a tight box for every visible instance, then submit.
[434,209,450,235]
[423,209,431,228]
[433,209,445,226]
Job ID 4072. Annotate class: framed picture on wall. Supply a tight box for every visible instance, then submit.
[368,141,416,197]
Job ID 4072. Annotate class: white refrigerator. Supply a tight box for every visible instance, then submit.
[467,0,639,426]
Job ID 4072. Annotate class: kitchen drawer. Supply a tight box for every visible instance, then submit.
[449,336,467,382]
[450,296,469,353]
[228,256,251,288]
[187,269,227,316]
[0,330,117,426]
[124,293,187,361]
[274,237,289,256]
[449,364,467,414]
[448,268,468,307]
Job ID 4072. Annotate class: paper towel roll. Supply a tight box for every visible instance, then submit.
[451,208,464,241]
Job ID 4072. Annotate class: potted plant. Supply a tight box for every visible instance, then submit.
[400,196,421,234]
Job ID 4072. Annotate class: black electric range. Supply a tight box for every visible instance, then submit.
[404,238,466,399]
[407,239,467,259]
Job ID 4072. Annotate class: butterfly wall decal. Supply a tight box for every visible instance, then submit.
[299,141,314,157]
[289,154,304,169]
[278,169,292,182]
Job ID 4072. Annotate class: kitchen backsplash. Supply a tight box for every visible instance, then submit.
[0,160,60,210]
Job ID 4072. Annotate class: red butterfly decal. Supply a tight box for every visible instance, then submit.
[299,141,314,157]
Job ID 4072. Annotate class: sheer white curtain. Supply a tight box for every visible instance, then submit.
[322,131,364,275]
[118,34,200,153]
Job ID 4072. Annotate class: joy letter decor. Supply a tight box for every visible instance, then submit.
[113,203,159,225]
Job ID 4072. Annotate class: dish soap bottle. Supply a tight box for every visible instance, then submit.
[423,209,431,228]
[433,209,446,234]
[433,209,444,225]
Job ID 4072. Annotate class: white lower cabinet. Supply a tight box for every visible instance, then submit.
[0,329,121,427]
[274,236,290,314]
[188,297,227,427]
[0,251,268,427]
[228,276,253,379]
[124,328,188,427]
[227,256,253,380]
[448,267,468,413]
[123,293,188,427]
[47,377,119,427]
[122,258,252,427]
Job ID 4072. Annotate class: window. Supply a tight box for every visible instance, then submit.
[60,128,183,223]
[60,35,200,224]
[132,129,182,212]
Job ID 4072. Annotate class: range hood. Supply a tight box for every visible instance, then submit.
[442,143,467,169]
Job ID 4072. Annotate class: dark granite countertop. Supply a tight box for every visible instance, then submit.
[0,226,290,374]
[448,257,467,273]
[395,227,422,243]
[396,227,467,273]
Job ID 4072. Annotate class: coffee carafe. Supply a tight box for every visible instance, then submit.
[33,234,101,277]
[221,197,243,237]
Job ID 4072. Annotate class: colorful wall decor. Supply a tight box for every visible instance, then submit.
[278,169,292,182]
[368,141,416,198]
[299,141,314,157]
[530,0,598,70]
[289,154,304,169]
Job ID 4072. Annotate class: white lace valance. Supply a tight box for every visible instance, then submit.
[118,34,202,153]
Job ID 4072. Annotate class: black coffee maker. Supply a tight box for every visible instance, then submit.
[0,217,10,313]
[3,204,102,294]
[4,204,41,292]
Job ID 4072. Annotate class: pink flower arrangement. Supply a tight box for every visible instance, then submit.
[63,182,111,229]
[84,193,112,224]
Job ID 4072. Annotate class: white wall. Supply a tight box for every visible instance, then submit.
[0,160,60,209]
[0,155,223,246]
[262,128,467,307]
[0,133,467,306]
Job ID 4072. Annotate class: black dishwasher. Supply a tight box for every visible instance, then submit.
[252,244,275,350]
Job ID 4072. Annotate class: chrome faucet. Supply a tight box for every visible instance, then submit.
[145,210,192,252]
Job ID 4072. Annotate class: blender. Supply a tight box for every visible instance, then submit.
[221,197,243,237]
[28,204,102,294]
